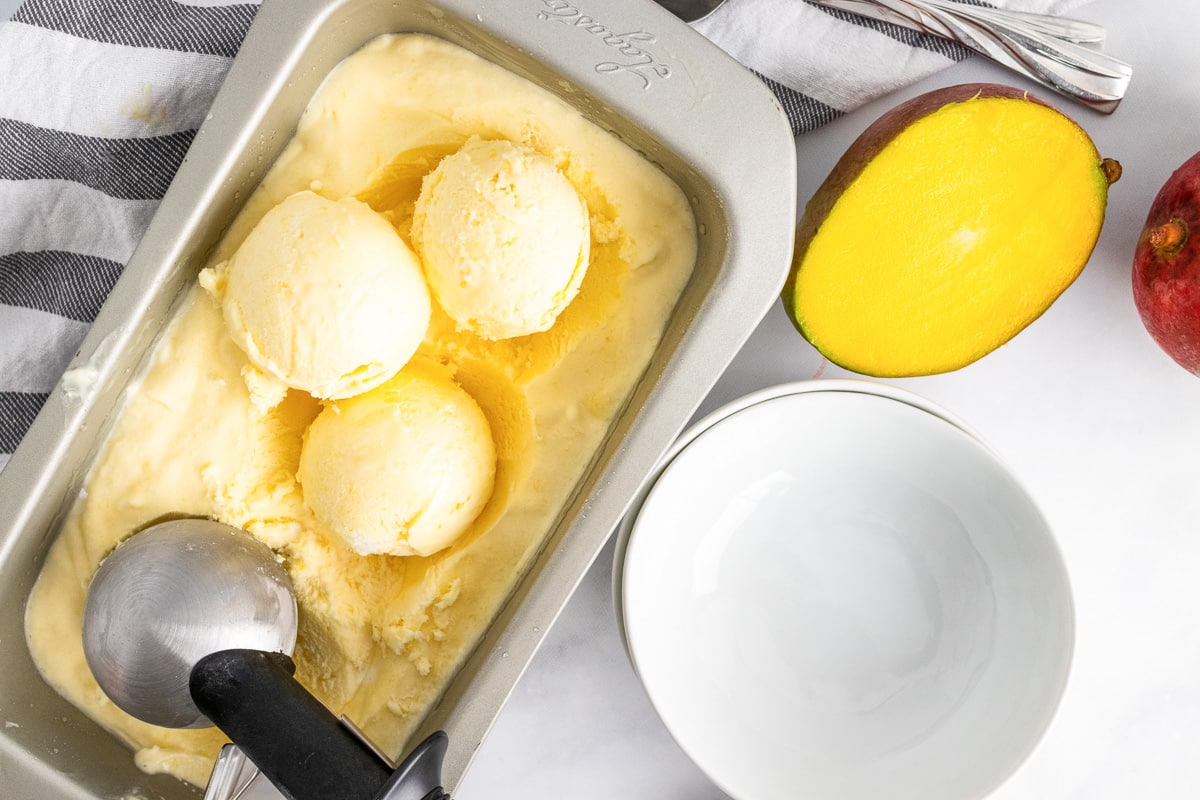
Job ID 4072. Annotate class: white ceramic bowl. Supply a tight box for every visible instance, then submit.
[615,380,1073,800]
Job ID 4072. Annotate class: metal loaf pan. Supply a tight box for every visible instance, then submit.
[0,0,796,796]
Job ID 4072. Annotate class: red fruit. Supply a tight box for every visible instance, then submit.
[1133,150,1200,375]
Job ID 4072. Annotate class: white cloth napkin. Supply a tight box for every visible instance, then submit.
[0,0,1093,471]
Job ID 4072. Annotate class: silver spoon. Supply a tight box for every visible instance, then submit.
[813,0,1131,112]
[655,0,1130,112]
[82,518,450,800]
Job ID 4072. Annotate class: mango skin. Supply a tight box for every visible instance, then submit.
[783,83,1116,377]
[1133,150,1200,375]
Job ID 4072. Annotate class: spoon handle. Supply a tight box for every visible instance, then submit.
[809,0,1131,112]
[919,0,1106,45]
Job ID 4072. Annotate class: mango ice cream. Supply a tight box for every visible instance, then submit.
[411,137,591,340]
[23,33,697,789]
[298,362,497,558]
[200,190,432,404]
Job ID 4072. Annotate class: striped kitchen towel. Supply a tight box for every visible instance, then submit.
[0,0,1089,472]
[0,0,256,472]
[692,0,1091,131]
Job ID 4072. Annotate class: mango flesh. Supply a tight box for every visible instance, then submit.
[785,84,1117,377]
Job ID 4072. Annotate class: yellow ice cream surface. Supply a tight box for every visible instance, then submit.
[24,33,697,788]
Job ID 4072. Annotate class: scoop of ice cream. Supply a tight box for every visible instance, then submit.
[201,191,431,401]
[411,138,589,340]
[298,363,497,557]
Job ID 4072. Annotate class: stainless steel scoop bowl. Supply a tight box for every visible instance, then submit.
[81,518,452,800]
[82,518,298,729]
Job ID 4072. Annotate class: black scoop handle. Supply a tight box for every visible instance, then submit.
[190,649,448,800]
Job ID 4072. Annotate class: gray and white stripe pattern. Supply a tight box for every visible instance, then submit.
[0,0,255,470]
[0,0,1080,470]
[694,0,1087,130]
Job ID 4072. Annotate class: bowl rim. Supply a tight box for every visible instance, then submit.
[612,378,1076,800]
[612,377,997,635]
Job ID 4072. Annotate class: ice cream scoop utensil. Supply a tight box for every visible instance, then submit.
[82,519,451,800]
[190,652,452,800]
[188,649,393,799]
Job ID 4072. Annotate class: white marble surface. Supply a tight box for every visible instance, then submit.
[457,0,1200,797]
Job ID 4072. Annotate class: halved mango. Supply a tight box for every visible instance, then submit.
[784,83,1120,377]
